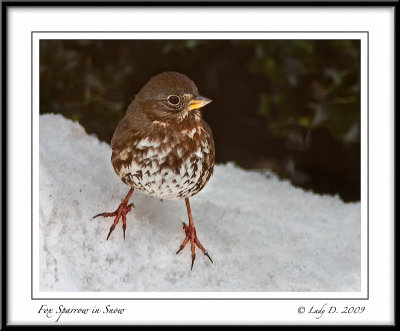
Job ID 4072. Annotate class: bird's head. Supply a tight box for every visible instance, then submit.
[135,71,212,124]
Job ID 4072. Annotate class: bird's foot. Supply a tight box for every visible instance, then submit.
[176,222,213,270]
[92,188,134,241]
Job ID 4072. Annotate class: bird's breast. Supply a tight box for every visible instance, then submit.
[112,124,214,200]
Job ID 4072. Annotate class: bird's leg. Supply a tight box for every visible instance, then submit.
[93,188,134,241]
[176,198,213,270]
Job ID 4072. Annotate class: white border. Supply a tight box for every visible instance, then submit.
[8,7,394,325]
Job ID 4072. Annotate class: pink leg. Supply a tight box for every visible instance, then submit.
[176,198,213,270]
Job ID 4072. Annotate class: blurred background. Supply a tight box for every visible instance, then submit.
[40,39,360,202]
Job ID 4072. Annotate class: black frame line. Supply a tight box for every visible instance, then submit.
[31,31,369,301]
[1,3,8,330]
[2,1,400,6]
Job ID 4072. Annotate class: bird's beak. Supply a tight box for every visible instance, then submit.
[187,95,212,111]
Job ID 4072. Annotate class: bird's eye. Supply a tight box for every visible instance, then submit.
[167,95,180,105]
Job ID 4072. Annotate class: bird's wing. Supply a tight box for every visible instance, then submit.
[202,119,215,156]
[110,116,143,177]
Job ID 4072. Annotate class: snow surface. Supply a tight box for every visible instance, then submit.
[39,114,361,292]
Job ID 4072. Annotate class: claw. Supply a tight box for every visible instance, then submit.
[203,250,213,264]
[191,254,196,271]
[176,235,189,254]
[122,214,127,242]
[106,224,116,240]
[122,224,126,241]
[176,246,184,255]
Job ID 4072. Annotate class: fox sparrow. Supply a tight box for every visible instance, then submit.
[93,71,215,270]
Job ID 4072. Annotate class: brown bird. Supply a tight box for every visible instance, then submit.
[93,71,215,270]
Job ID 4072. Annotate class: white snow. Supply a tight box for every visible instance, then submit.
[39,114,361,292]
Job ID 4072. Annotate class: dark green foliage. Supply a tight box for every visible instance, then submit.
[247,40,360,144]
